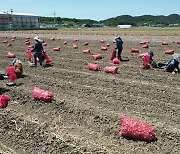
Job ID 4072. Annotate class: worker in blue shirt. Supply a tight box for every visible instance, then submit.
[114,36,123,61]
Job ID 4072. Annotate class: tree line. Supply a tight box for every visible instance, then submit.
[40,14,180,27]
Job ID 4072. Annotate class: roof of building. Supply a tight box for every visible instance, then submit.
[0,12,39,17]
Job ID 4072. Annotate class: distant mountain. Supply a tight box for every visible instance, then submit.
[40,14,180,27]
[100,14,180,26]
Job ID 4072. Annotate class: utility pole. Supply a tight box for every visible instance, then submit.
[53,11,56,27]
[10,9,13,14]
[9,9,13,29]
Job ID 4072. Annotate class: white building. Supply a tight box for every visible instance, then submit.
[117,25,132,29]
[0,12,40,30]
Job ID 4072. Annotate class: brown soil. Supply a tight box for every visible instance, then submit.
[0,31,180,154]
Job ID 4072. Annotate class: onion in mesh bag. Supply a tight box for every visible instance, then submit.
[119,116,156,142]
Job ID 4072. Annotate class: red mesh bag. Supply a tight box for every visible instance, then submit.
[50,37,55,41]
[131,48,139,53]
[100,39,105,43]
[142,44,149,48]
[110,49,116,60]
[26,50,33,61]
[53,47,60,51]
[92,54,102,60]
[32,87,54,102]
[8,43,12,47]
[162,42,168,45]
[3,40,8,43]
[138,53,146,58]
[7,52,16,58]
[101,46,107,51]
[84,42,89,46]
[43,52,52,64]
[164,49,174,55]
[0,95,10,108]
[113,58,120,64]
[83,49,91,54]
[88,63,100,71]
[25,42,30,45]
[119,116,156,142]
[42,43,47,46]
[73,44,78,49]
[142,54,150,69]
[104,66,118,74]
[140,41,146,44]
[6,66,16,82]
[74,38,79,42]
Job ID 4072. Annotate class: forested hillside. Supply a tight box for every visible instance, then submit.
[40,14,180,27]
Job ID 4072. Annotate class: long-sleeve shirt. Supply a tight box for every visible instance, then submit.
[116,39,123,50]
[32,41,44,53]
[166,59,180,72]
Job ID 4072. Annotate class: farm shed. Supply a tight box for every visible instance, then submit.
[0,12,40,30]
[117,25,132,28]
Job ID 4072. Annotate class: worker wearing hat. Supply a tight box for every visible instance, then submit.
[31,36,44,67]
[114,36,123,61]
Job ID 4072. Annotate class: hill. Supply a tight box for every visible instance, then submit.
[100,14,180,27]
[40,14,180,27]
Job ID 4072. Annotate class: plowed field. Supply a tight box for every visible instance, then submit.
[0,31,180,154]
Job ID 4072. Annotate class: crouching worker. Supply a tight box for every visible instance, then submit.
[156,53,180,74]
[147,50,158,68]
[164,58,180,74]
[11,58,23,78]
[6,58,23,86]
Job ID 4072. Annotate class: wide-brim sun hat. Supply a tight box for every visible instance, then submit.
[34,36,41,42]
[114,36,121,40]
[16,60,22,64]
[172,53,180,62]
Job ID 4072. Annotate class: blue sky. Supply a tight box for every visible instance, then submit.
[0,0,180,21]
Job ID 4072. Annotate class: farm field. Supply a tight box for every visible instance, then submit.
[0,28,180,154]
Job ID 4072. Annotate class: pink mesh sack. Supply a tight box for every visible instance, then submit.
[43,52,52,64]
[162,42,168,45]
[26,50,33,61]
[32,87,54,102]
[164,49,174,55]
[101,46,107,51]
[131,48,139,53]
[84,42,89,46]
[104,66,118,74]
[6,66,16,82]
[142,54,150,69]
[0,95,10,108]
[53,47,60,51]
[73,44,78,49]
[142,44,149,48]
[110,49,116,60]
[88,63,100,71]
[92,54,102,60]
[83,49,91,54]
[7,52,16,58]
[113,58,120,64]
[119,116,156,142]
[138,53,146,58]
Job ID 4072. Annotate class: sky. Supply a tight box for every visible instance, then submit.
[0,0,180,21]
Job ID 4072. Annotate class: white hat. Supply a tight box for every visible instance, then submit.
[16,60,22,64]
[34,36,41,42]
[172,53,180,62]
[114,36,121,40]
